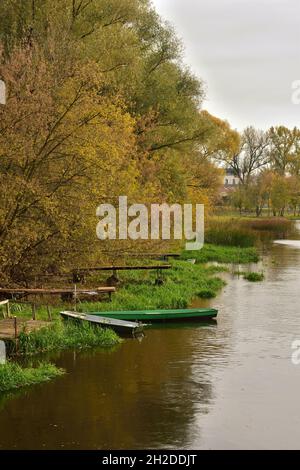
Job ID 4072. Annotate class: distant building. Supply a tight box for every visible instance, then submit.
[218,168,240,202]
[223,168,240,187]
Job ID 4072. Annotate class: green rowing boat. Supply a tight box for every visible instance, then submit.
[90,308,218,323]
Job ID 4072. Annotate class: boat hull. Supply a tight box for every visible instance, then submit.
[90,308,218,323]
[60,311,144,337]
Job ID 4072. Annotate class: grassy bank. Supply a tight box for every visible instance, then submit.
[6,244,259,322]
[80,260,227,314]
[181,245,259,264]
[0,362,64,393]
[17,321,121,355]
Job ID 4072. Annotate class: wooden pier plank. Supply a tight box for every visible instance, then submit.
[76,265,171,272]
[0,287,115,295]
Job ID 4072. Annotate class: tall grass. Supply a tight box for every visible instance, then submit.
[0,362,64,392]
[205,216,292,248]
[241,217,292,234]
[18,321,120,355]
[205,219,256,247]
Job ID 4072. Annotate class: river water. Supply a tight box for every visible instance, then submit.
[0,224,300,450]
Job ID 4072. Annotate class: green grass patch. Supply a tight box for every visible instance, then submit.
[17,321,121,355]
[80,260,226,313]
[0,362,64,393]
[181,244,259,264]
[243,272,264,282]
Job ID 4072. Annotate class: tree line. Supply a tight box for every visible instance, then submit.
[216,125,300,217]
[0,0,230,283]
[0,0,298,284]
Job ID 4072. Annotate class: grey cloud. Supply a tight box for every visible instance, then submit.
[152,0,300,130]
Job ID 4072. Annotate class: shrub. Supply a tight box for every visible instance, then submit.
[0,362,64,392]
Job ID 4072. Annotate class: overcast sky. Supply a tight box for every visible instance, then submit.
[152,0,300,131]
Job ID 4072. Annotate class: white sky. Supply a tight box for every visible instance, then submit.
[152,0,300,131]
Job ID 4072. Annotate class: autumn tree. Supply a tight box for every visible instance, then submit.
[0,0,229,281]
[268,126,300,176]
[221,127,269,186]
[0,44,138,281]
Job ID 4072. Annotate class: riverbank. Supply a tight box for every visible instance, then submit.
[17,321,121,356]
[5,244,259,323]
[0,322,120,392]
[181,244,259,264]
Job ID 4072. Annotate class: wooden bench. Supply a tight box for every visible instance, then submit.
[73,265,172,286]
[117,253,181,261]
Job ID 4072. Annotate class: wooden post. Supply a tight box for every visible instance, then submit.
[14,316,17,340]
[74,284,77,312]
[6,301,10,319]
[47,305,52,322]
[14,316,18,354]
[32,303,36,321]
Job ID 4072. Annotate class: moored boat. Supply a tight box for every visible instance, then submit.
[89,308,218,323]
[60,311,145,337]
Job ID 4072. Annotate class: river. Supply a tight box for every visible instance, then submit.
[0,223,300,450]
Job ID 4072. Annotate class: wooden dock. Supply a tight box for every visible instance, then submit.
[0,318,50,340]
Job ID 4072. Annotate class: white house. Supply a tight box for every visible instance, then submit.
[224,168,240,187]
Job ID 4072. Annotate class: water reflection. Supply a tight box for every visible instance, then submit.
[0,325,220,449]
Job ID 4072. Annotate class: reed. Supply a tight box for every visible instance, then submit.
[205,219,256,247]
[241,217,292,234]
[17,321,121,355]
